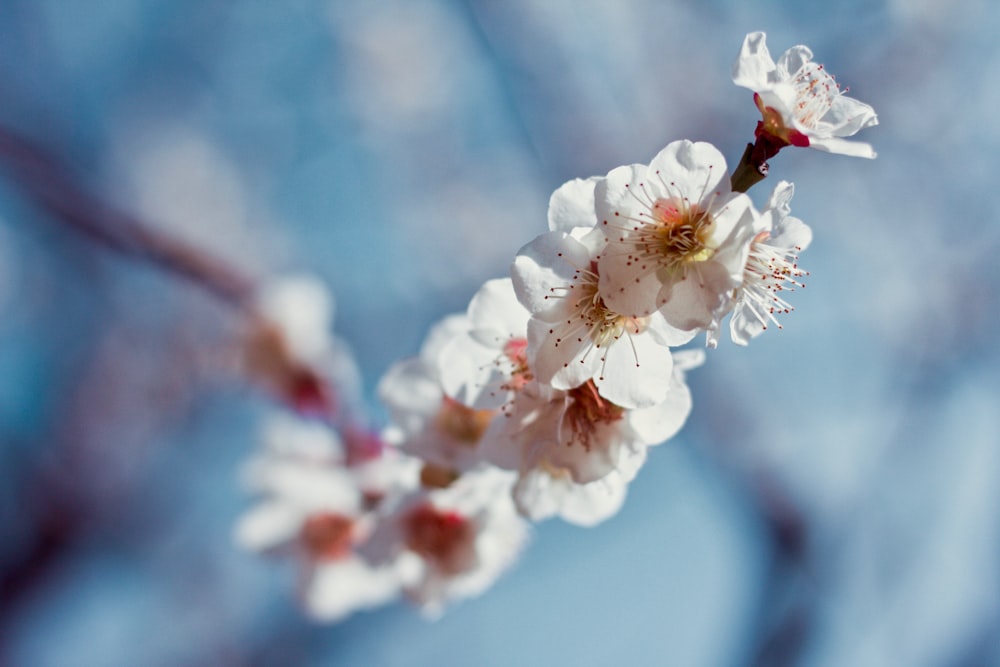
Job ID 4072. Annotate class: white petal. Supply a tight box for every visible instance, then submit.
[511,232,592,317]
[628,380,693,445]
[234,501,302,552]
[467,278,529,348]
[731,31,775,90]
[598,256,663,319]
[646,140,729,201]
[548,176,600,232]
[594,331,674,409]
[419,313,470,367]
[378,358,444,422]
[301,558,401,622]
[527,317,594,390]
[550,418,621,484]
[657,261,736,331]
[438,334,509,410]
[807,135,877,159]
[774,44,815,81]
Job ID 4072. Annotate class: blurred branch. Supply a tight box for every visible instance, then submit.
[0,126,258,308]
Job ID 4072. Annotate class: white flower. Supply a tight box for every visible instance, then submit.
[379,314,496,477]
[439,278,532,410]
[513,177,694,409]
[732,31,878,158]
[721,181,812,346]
[234,458,403,623]
[508,441,646,526]
[243,274,340,415]
[596,140,757,332]
[479,369,695,524]
[362,467,528,617]
[513,229,690,410]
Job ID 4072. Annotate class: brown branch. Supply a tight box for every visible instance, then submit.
[0,126,258,308]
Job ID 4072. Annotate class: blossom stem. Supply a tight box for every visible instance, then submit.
[730,143,768,193]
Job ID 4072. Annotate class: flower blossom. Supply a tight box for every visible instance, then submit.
[732,31,878,159]
[243,274,340,415]
[439,278,532,411]
[379,314,496,481]
[479,363,696,525]
[723,180,812,346]
[234,447,403,622]
[596,140,758,333]
[362,467,528,617]
[513,178,693,410]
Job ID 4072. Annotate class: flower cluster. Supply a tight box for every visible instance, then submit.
[233,32,876,622]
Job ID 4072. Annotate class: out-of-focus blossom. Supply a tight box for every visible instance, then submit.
[597,140,757,332]
[362,467,529,617]
[732,31,878,158]
[234,452,403,622]
[242,274,338,415]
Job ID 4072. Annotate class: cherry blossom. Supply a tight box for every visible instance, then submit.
[234,454,403,622]
[596,140,758,332]
[479,363,696,524]
[379,314,496,478]
[732,31,878,159]
[725,180,812,346]
[242,274,340,415]
[438,278,532,410]
[362,467,529,617]
[513,229,690,410]
[507,438,646,526]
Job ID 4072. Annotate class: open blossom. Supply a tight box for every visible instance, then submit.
[439,278,532,410]
[596,140,758,333]
[508,438,646,526]
[732,31,878,158]
[479,363,696,524]
[362,467,528,617]
[513,178,694,410]
[243,274,340,414]
[234,456,403,622]
[724,180,812,346]
[379,314,495,478]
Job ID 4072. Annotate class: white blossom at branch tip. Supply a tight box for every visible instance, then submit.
[732,31,878,158]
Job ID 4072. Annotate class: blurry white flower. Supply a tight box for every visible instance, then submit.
[732,31,878,158]
[363,467,528,617]
[596,140,757,332]
[242,274,339,415]
[507,438,645,526]
[234,458,402,622]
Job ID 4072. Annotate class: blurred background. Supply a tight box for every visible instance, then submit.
[1,1,998,665]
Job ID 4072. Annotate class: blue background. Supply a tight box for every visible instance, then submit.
[1,1,998,666]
